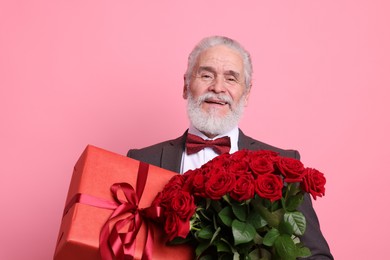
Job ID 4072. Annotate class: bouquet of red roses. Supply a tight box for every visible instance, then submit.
[151,150,326,260]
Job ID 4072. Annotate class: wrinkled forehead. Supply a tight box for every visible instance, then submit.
[195,45,245,75]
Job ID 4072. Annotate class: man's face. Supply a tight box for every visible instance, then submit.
[183,45,251,137]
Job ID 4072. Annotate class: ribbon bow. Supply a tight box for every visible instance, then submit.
[99,182,161,260]
[63,162,162,260]
[186,133,231,155]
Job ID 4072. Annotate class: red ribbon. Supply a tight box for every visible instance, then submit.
[63,162,162,260]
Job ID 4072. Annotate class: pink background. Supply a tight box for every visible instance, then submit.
[1,1,389,259]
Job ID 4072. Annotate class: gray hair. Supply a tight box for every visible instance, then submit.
[184,36,253,90]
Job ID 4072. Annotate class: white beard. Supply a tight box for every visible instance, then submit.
[186,92,246,136]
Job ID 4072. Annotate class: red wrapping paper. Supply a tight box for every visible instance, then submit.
[53,145,193,260]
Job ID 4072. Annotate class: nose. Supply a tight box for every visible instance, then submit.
[208,75,226,93]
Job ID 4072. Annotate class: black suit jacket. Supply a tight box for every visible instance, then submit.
[127,130,333,259]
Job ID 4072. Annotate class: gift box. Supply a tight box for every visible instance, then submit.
[54,145,193,260]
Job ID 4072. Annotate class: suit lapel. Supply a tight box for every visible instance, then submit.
[238,129,257,150]
[161,131,187,173]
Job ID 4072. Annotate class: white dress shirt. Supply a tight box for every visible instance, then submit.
[180,125,239,174]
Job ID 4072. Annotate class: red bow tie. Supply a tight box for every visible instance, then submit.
[186,133,231,155]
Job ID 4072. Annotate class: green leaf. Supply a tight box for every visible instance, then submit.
[215,239,231,253]
[296,245,311,258]
[287,183,301,196]
[236,241,255,256]
[262,198,272,208]
[232,203,247,221]
[232,220,256,245]
[248,249,261,260]
[284,211,306,236]
[218,206,234,227]
[285,193,304,211]
[197,225,214,239]
[253,201,284,228]
[247,210,267,229]
[195,241,210,257]
[263,228,280,246]
[249,248,272,260]
[274,234,298,260]
[270,201,281,212]
[278,219,293,236]
[253,232,263,245]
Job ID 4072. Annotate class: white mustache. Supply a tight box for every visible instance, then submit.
[197,93,233,105]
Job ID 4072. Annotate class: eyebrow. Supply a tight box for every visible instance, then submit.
[197,66,217,74]
[197,66,241,78]
[224,70,240,79]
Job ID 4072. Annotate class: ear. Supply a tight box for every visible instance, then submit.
[243,83,252,106]
[183,75,188,99]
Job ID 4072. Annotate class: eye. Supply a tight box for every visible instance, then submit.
[226,76,238,83]
[200,72,214,81]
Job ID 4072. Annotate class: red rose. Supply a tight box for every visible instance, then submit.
[159,176,185,207]
[276,157,305,183]
[159,189,177,207]
[164,212,190,241]
[251,150,279,161]
[227,159,250,175]
[249,156,274,176]
[182,169,196,192]
[229,149,250,162]
[169,190,196,221]
[162,175,185,196]
[191,170,208,197]
[301,168,326,200]
[207,153,231,168]
[166,174,185,188]
[254,173,283,201]
[230,173,255,202]
[204,168,235,200]
[152,191,163,207]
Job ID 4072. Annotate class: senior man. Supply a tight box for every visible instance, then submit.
[127,36,333,259]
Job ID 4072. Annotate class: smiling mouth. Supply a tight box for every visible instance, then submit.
[204,99,228,105]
